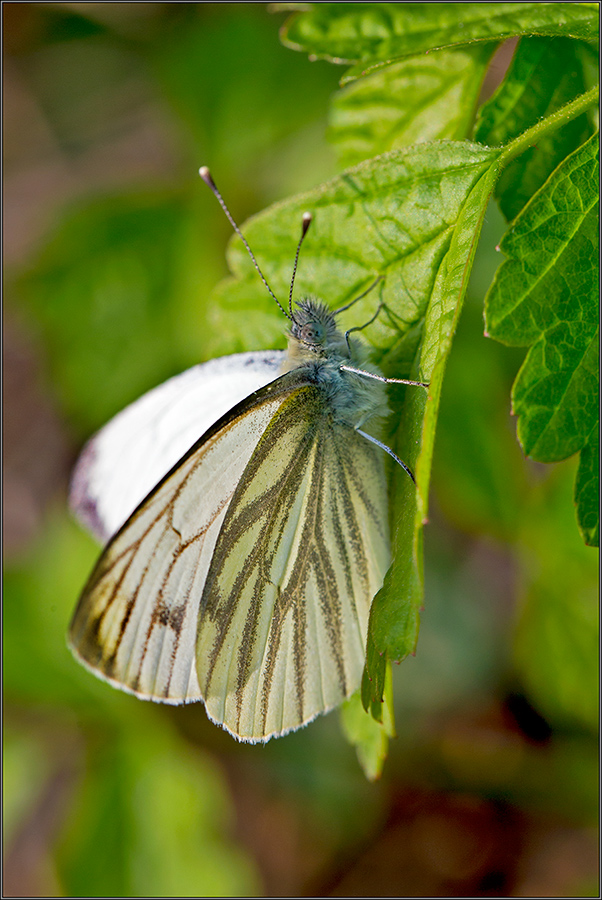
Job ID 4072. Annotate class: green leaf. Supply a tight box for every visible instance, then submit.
[208,142,501,712]
[475,36,595,219]
[485,133,599,545]
[364,154,501,707]
[280,3,599,74]
[575,425,599,545]
[329,43,497,168]
[341,665,395,781]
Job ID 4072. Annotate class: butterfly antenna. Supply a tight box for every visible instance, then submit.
[289,212,312,320]
[199,166,292,321]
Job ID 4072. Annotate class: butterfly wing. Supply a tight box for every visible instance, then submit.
[70,350,285,542]
[68,372,297,704]
[196,384,391,742]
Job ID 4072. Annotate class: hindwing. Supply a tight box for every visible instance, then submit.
[196,385,391,741]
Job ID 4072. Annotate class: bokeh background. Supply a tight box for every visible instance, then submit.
[3,4,598,897]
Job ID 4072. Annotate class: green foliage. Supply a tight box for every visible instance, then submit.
[275,1,598,758]
[485,134,599,545]
[329,43,497,167]
[280,2,599,78]
[475,36,596,219]
[13,4,342,438]
[341,665,395,782]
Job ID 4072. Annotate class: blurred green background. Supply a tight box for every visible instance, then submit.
[3,4,598,897]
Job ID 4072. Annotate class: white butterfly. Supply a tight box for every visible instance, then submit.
[68,168,426,742]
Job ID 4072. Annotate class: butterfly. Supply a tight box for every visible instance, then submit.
[68,167,427,742]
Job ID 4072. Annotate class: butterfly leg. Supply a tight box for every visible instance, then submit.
[333,275,383,317]
[355,428,416,483]
[340,364,429,388]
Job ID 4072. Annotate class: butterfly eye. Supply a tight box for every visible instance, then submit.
[301,322,325,345]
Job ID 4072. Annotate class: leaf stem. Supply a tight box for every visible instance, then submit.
[498,85,599,169]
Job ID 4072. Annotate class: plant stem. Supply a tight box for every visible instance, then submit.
[499,84,599,168]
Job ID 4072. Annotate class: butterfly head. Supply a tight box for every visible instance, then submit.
[289,299,345,357]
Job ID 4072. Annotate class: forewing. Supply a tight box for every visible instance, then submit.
[70,350,285,542]
[196,386,391,741]
[68,381,294,704]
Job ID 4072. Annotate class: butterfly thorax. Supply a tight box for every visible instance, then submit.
[282,297,389,427]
